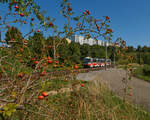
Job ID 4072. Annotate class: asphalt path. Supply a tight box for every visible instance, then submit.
[76,68,150,112]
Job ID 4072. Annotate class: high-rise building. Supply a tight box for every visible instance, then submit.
[69,35,113,46]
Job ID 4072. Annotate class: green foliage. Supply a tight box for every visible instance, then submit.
[141,46,150,52]
[57,38,69,63]
[141,52,150,65]
[46,36,54,57]
[113,45,150,66]
[68,42,81,64]
[109,46,120,62]
[5,26,23,45]
[1,0,45,23]
[8,80,150,120]
[143,65,150,77]
[117,59,129,65]
[136,45,142,52]
[80,44,91,59]
[127,46,135,52]
[133,65,150,82]
[136,52,144,64]
[90,45,105,58]
[46,36,69,61]
[2,103,18,117]
[28,32,46,58]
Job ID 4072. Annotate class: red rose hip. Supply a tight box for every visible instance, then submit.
[38,95,44,100]
[42,92,48,97]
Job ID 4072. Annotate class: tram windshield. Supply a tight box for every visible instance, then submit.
[83,58,93,63]
[106,59,111,62]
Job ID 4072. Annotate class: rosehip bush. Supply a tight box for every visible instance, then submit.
[0,0,114,119]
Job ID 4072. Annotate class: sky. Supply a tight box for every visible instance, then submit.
[1,0,150,47]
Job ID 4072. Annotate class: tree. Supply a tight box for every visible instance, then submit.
[137,52,143,64]
[68,42,81,64]
[142,52,150,65]
[142,46,149,52]
[46,36,69,61]
[90,45,105,58]
[136,45,142,52]
[28,32,46,58]
[0,0,47,27]
[57,38,69,63]
[127,46,134,52]
[5,26,23,45]
[80,44,91,59]
[110,46,116,62]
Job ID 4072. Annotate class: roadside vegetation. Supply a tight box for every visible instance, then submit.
[0,0,150,119]
[117,63,150,83]
[1,78,150,120]
[133,65,150,82]
[116,46,150,83]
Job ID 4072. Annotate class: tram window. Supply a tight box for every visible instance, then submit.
[96,59,99,62]
[84,58,92,63]
[100,59,105,63]
[93,59,97,62]
[106,59,111,62]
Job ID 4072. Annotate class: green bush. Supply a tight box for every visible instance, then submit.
[117,59,128,65]
[142,65,150,77]
[142,53,150,65]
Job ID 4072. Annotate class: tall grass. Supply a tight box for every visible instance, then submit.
[4,78,150,120]
[133,65,150,82]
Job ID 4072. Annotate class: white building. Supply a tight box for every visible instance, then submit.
[69,35,113,46]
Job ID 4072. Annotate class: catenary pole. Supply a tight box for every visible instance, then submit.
[105,41,107,70]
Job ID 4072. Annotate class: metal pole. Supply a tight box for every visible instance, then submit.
[114,46,115,67]
[105,41,107,70]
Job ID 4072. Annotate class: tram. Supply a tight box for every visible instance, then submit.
[83,57,111,68]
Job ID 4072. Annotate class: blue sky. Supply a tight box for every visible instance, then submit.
[1,0,150,47]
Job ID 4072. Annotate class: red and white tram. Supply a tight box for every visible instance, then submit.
[83,57,111,68]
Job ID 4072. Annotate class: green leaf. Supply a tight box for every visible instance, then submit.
[24,10,28,16]
[73,16,79,21]
[6,111,12,117]
[11,109,16,112]
[3,106,8,111]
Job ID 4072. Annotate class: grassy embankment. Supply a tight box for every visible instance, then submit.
[133,65,150,82]
[1,77,150,120]
[117,63,150,82]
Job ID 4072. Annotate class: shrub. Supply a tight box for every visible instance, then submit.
[142,65,150,77]
[142,53,150,65]
[117,59,128,65]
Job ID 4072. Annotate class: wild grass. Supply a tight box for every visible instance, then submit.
[1,78,150,120]
[133,65,150,82]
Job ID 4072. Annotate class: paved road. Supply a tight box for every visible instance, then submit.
[76,68,150,112]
